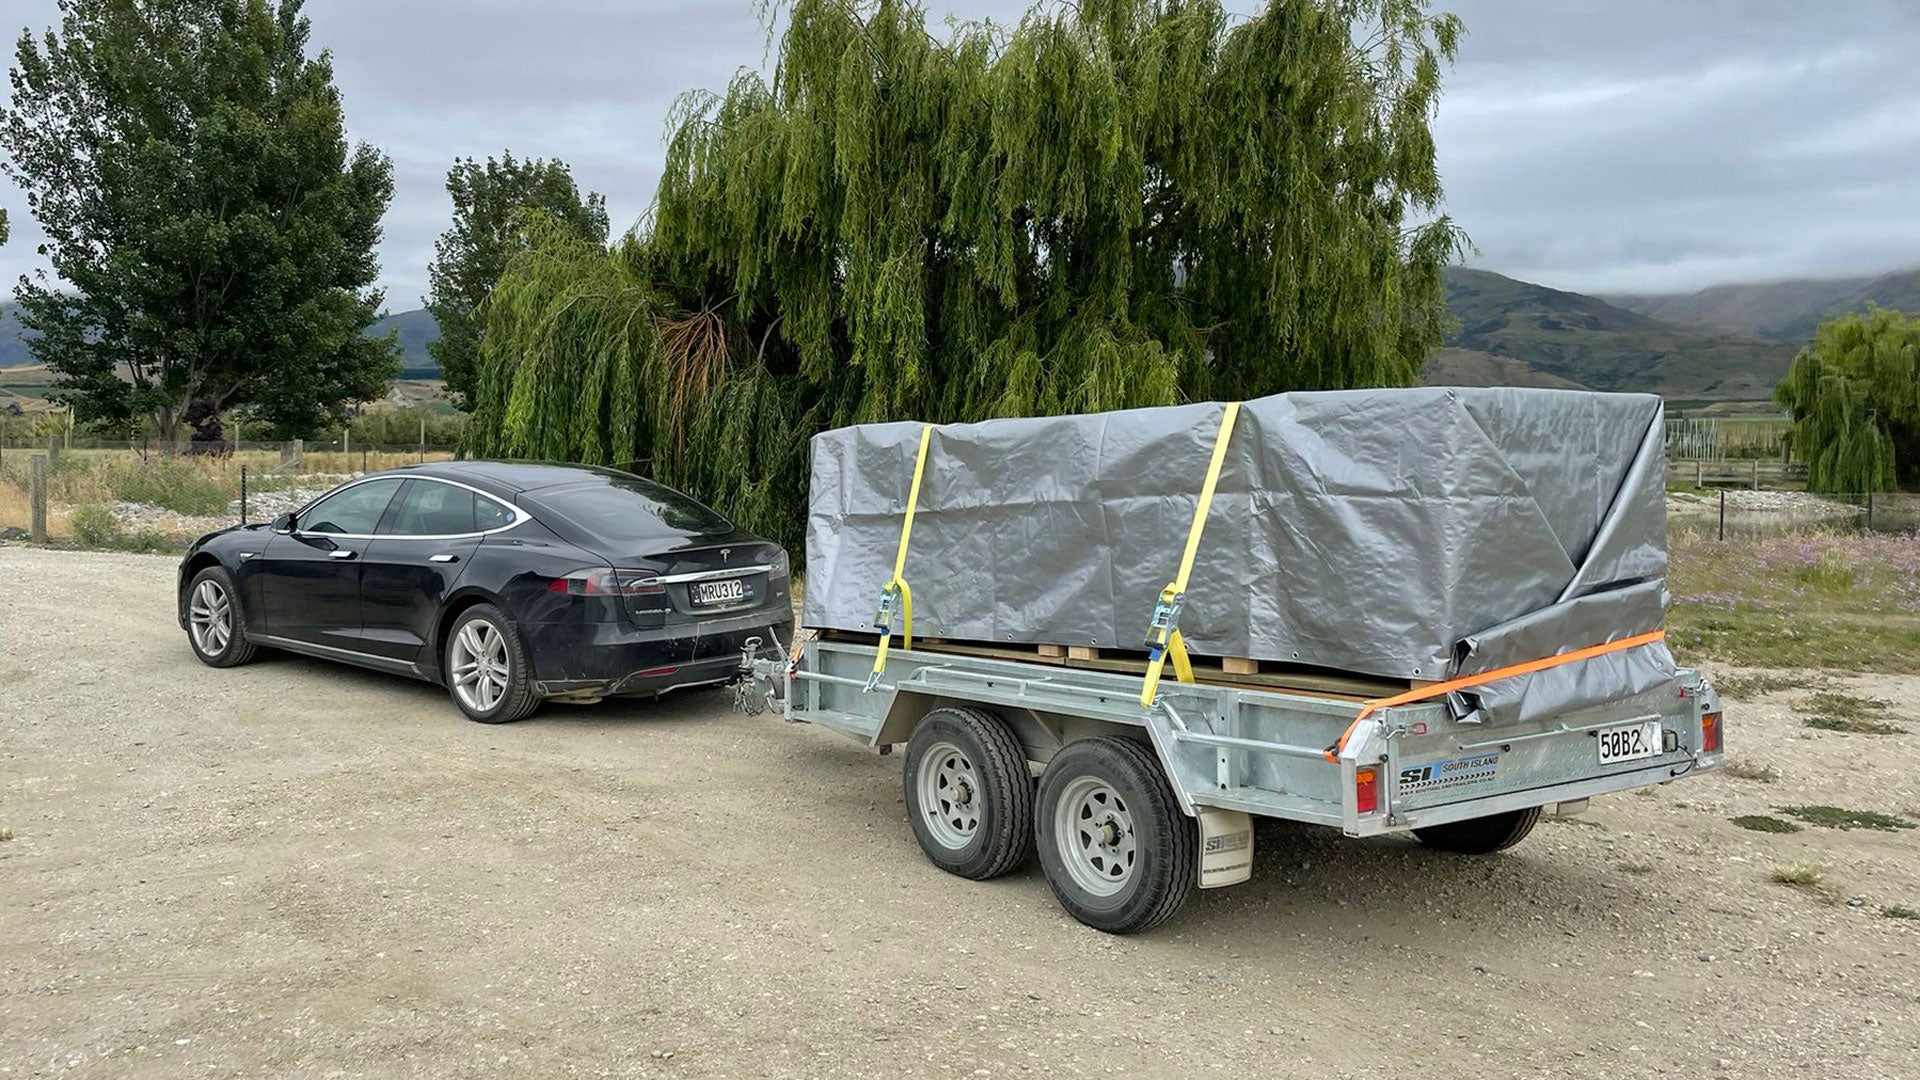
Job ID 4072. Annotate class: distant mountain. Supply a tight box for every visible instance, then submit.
[0,303,442,374]
[0,303,30,369]
[369,308,442,377]
[1606,267,1920,342]
[1442,267,1796,401]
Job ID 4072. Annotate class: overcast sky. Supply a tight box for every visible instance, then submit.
[1,0,1915,307]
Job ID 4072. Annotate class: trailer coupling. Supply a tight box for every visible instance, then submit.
[733,635,791,717]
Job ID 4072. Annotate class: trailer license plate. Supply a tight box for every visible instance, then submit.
[691,578,747,606]
[1597,720,1662,765]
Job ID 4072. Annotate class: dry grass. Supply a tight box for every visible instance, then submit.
[1769,865,1824,887]
[0,447,455,540]
[1722,760,1781,782]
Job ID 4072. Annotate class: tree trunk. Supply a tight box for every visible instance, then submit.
[154,404,183,454]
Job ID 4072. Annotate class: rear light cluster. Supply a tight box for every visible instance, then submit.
[1354,766,1380,815]
[1702,711,1722,754]
[548,569,665,596]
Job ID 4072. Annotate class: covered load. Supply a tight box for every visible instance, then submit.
[803,387,1674,726]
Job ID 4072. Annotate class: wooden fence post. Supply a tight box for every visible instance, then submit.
[46,434,60,468]
[29,453,47,543]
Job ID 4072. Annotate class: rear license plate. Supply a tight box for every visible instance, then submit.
[1596,720,1662,765]
[690,578,748,607]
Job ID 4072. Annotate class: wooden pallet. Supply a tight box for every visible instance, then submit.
[815,629,1404,701]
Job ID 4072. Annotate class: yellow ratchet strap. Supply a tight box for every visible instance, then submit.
[868,424,933,690]
[1140,402,1241,707]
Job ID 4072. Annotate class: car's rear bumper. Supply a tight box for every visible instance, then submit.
[522,608,793,699]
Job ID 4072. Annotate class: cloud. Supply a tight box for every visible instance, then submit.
[1,0,1914,307]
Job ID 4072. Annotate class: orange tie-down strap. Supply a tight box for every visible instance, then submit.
[1322,629,1667,763]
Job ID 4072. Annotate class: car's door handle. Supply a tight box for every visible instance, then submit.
[329,550,357,560]
[430,554,459,563]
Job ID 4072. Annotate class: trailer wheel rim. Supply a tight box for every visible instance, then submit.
[189,579,232,655]
[917,740,982,850]
[1054,776,1136,897]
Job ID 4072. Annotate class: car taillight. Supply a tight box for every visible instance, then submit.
[548,569,666,596]
[1702,712,1722,754]
[1355,766,1380,814]
[771,548,790,578]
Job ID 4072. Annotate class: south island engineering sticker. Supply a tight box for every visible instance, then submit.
[1399,752,1501,793]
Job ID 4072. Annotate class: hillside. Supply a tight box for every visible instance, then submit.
[1420,347,1588,390]
[1443,267,1796,401]
[1607,267,1920,341]
[0,304,441,372]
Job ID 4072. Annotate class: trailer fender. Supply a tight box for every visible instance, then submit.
[875,694,1147,765]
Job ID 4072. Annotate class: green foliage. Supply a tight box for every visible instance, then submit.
[1777,805,1915,832]
[0,0,400,442]
[1730,815,1800,834]
[426,153,609,409]
[348,406,467,447]
[1774,308,1920,493]
[470,0,1465,548]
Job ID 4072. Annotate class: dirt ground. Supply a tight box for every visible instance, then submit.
[3,546,1918,1080]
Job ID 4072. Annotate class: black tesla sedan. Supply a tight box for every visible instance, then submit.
[176,461,793,723]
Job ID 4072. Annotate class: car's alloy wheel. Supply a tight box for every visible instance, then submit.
[450,620,510,713]
[444,604,540,724]
[185,566,258,668]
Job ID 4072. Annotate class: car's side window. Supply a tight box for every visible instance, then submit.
[299,478,405,536]
[473,493,515,532]
[378,480,518,536]
[383,480,477,536]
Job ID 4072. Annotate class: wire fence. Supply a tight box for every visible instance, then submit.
[1669,490,1920,540]
[2,436,1916,550]
[0,438,459,547]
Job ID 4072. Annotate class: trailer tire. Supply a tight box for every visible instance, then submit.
[903,707,1035,880]
[1035,737,1196,935]
[1413,807,1542,855]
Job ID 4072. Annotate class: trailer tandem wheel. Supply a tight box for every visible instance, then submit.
[903,707,1036,880]
[1412,806,1543,855]
[1035,737,1197,935]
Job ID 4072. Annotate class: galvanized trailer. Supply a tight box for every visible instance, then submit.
[737,633,1725,934]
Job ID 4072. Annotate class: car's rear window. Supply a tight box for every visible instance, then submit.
[531,477,733,542]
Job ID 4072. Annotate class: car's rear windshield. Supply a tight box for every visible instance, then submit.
[529,476,733,543]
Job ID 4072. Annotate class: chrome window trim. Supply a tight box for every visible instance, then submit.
[637,564,775,586]
[293,474,530,542]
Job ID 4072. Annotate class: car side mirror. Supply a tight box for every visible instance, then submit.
[272,512,295,534]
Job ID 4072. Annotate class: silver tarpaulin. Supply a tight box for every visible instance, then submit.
[803,387,1675,725]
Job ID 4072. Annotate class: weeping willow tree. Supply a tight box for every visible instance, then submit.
[1774,307,1920,494]
[470,0,1466,547]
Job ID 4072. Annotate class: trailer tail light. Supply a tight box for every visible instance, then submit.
[1702,712,1722,754]
[1355,766,1380,814]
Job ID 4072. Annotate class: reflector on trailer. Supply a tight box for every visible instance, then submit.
[1702,712,1722,754]
[1355,766,1380,815]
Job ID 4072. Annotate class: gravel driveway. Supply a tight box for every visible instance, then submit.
[3,546,1917,1079]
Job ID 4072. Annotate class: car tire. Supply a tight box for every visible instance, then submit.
[185,565,259,668]
[903,707,1035,880]
[1035,737,1196,935]
[444,604,541,724]
[1413,807,1542,855]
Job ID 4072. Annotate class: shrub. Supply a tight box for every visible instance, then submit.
[68,503,121,546]
[1769,865,1823,887]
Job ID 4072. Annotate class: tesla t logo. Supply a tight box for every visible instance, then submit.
[720,548,731,562]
